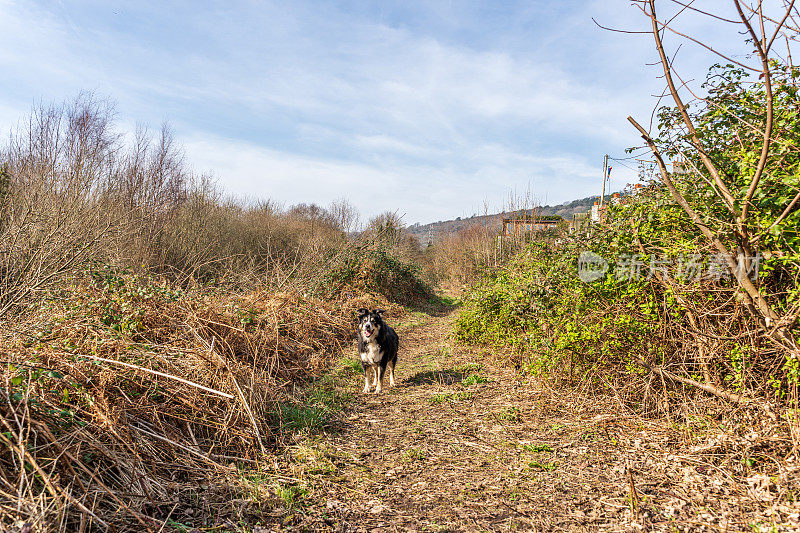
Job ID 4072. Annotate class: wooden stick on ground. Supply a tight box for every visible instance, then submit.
[635,358,751,405]
[76,353,234,399]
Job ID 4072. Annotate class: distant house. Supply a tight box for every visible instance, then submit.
[502,216,561,236]
[590,201,604,223]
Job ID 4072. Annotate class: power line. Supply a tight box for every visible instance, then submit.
[607,148,650,162]
[608,159,638,172]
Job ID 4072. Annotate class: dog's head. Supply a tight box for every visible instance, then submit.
[357,308,385,340]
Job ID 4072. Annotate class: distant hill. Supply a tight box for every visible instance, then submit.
[406,193,611,243]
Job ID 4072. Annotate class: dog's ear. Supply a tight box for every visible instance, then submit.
[374,309,386,316]
[356,308,369,317]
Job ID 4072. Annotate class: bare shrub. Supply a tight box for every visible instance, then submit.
[420,194,546,287]
[0,94,119,315]
[362,210,422,264]
[111,123,188,266]
[328,197,360,234]
[0,95,433,312]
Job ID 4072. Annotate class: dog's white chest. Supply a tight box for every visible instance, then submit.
[360,341,383,365]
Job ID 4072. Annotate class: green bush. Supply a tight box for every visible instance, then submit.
[455,238,660,380]
[456,62,800,402]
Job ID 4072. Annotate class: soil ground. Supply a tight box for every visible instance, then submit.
[247,309,798,532]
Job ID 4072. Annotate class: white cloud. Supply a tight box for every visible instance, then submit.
[182,130,627,224]
[353,134,444,158]
[0,0,761,224]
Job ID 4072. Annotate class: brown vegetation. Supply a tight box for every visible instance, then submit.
[4,2,799,525]
[0,95,430,531]
[0,94,416,312]
[420,202,557,289]
[1,275,351,529]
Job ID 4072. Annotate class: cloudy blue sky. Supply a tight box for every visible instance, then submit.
[0,0,761,224]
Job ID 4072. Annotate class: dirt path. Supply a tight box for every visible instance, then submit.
[253,309,781,532]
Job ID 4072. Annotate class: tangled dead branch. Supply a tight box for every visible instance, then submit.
[0,271,391,531]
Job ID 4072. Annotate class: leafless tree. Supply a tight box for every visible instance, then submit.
[327,198,360,234]
[0,93,119,315]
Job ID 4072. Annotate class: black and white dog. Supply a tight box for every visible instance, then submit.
[356,308,399,394]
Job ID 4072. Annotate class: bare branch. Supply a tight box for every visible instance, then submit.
[666,0,742,24]
[634,357,751,404]
[766,0,796,53]
[644,0,740,216]
[591,18,651,34]
[740,0,800,35]
[733,0,774,225]
[634,2,761,73]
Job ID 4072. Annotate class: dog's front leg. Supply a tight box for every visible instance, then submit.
[363,365,373,393]
[388,360,396,387]
[374,365,384,394]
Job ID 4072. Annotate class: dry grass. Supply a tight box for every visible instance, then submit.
[0,269,403,531]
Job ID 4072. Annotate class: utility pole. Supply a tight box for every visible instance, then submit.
[599,154,608,209]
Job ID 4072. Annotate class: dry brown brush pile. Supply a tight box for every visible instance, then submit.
[0,268,395,531]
